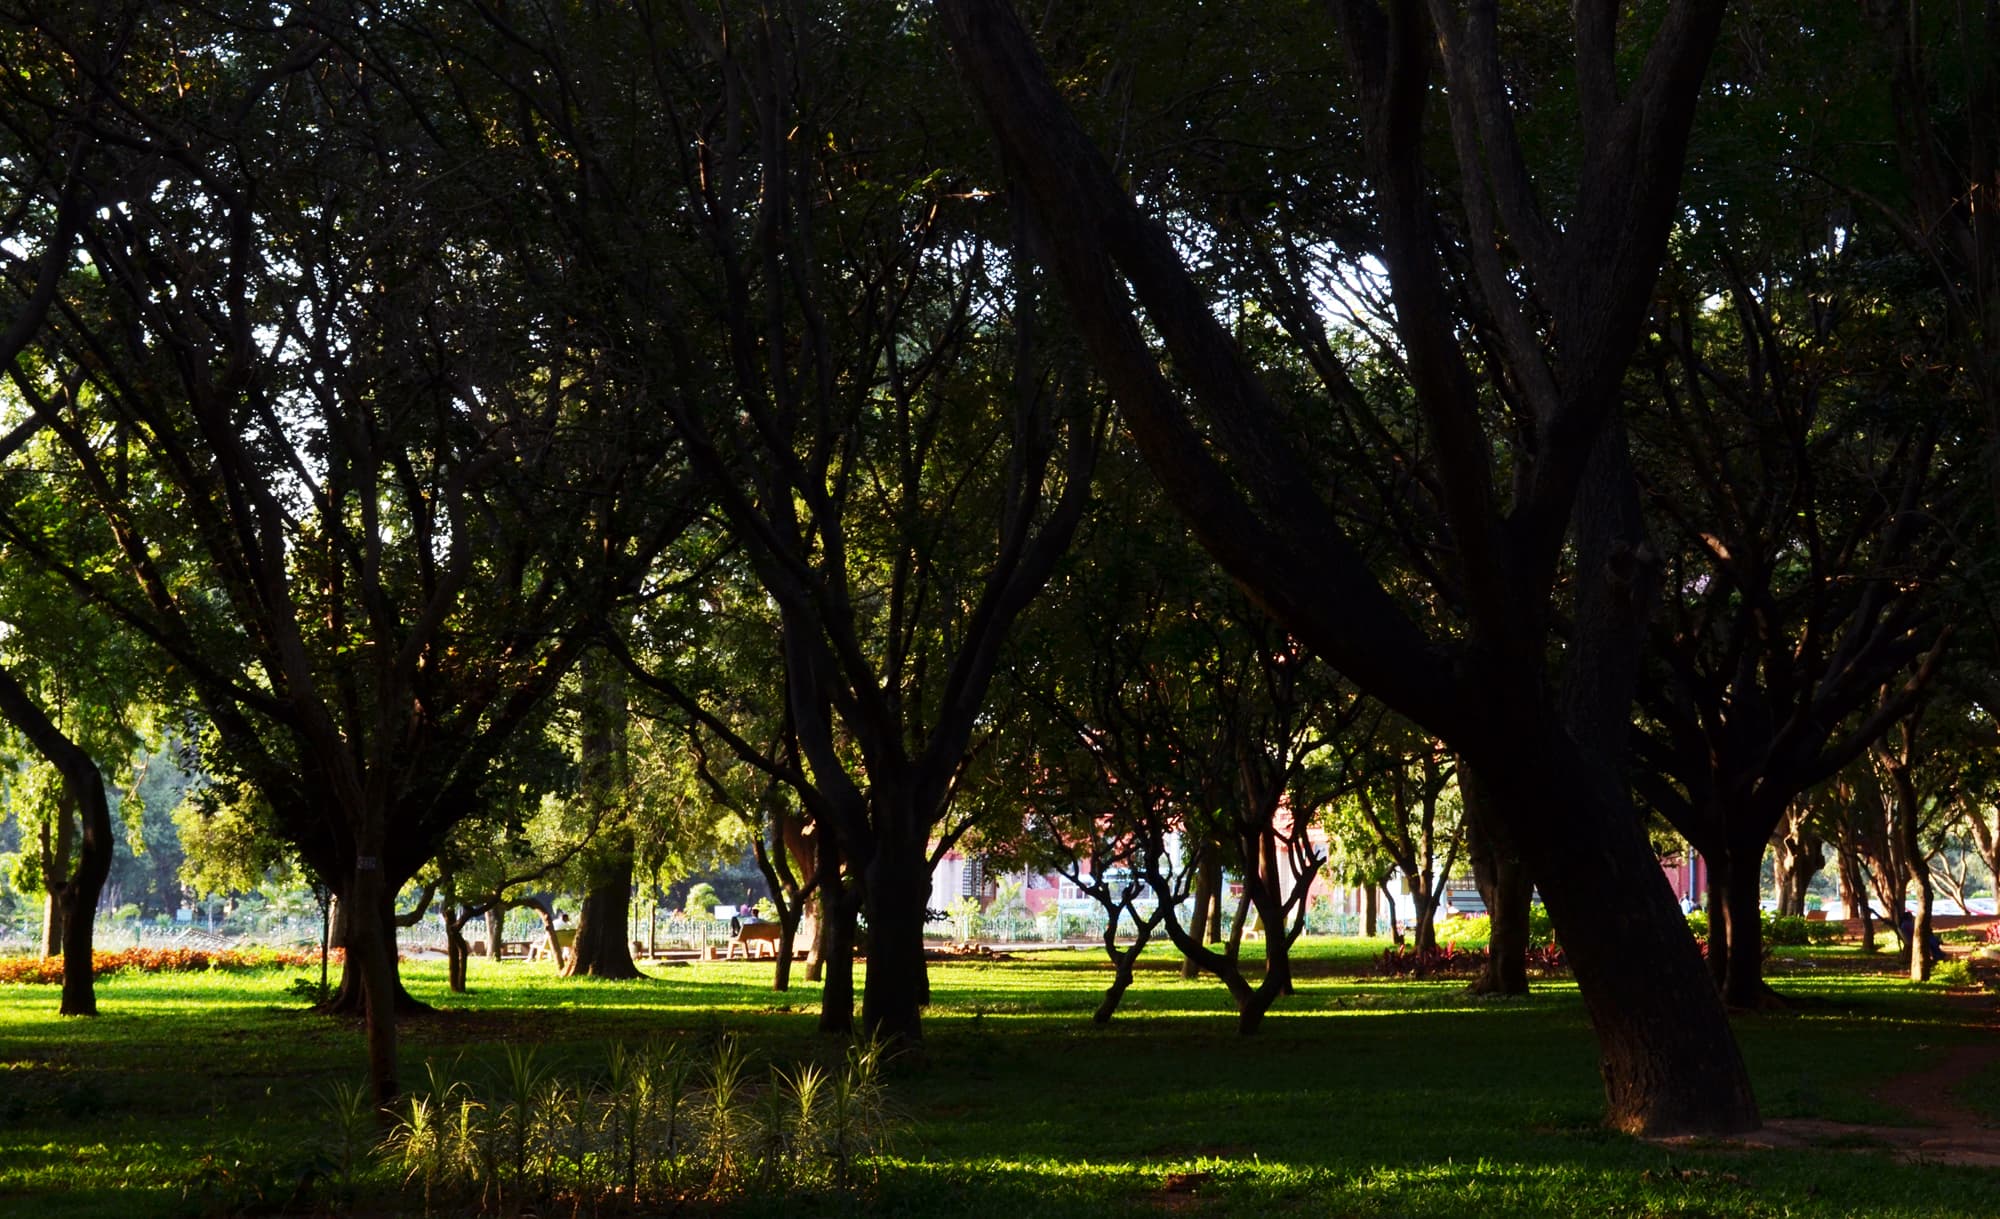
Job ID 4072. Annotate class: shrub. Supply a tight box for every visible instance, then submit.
[372,1034,897,1215]
[0,946,330,985]
[1761,912,1845,946]
[1430,906,1556,949]
[1931,959,1977,989]
[1377,943,1566,979]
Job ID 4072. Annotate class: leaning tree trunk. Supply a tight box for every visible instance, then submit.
[772,901,800,992]
[1181,851,1219,980]
[1488,756,1760,1136]
[566,833,642,979]
[0,664,117,1016]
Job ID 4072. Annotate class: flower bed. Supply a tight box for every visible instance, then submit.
[0,946,331,984]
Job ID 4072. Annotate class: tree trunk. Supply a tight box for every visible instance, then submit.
[773,904,798,992]
[1093,962,1136,1024]
[1363,883,1378,938]
[1839,842,1877,951]
[817,882,858,1035]
[565,834,642,979]
[323,886,432,1016]
[56,777,112,1017]
[485,907,504,961]
[445,910,470,993]
[567,652,637,979]
[1718,847,1774,1007]
[0,665,117,1015]
[1181,853,1217,979]
[1898,783,1936,982]
[349,857,401,1107]
[1466,772,1530,995]
[1702,856,1729,985]
[1489,760,1759,1136]
[39,801,71,961]
[860,842,931,1046]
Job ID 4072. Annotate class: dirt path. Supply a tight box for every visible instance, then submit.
[1659,987,2000,1167]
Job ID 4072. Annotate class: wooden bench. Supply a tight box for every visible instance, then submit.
[529,928,575,963]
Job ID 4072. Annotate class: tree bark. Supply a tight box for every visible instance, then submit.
[860,838,932,1046]
[1484,751,1759,1136]
[817,881,859,1035]
[39,801,71,961]
[1466,769,1530,996]
[1717,846,1774,1007]
[565,833,642,979]
[348,855,400,1106]
[0,664,116,1015]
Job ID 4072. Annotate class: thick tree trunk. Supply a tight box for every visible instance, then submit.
[323,887,432,1016]
[1718,847,1774,1008]
[1466,774,1530,995]
[56,780,113,1017]
[860,843,932,1046]
[1363,883,1378,938]
[1901,800,1936,982]
[565,835,642,979]
[1490,763,1759,1136]
[1702,858,1728,985]
[0,666,117,1015]
[567,653,637,979]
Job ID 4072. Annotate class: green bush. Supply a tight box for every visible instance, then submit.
[1762,912,1844,946]
[1432,906,1555,948]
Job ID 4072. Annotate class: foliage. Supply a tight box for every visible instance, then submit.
[681,883,721,919]
[1430,905,1558,950]
[1761,914,1847,947]
[0,945,325,984]
[1377,943,1568,979]
[372,1034,896,1214]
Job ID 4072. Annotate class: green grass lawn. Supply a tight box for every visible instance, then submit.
[2,937,1995,1217]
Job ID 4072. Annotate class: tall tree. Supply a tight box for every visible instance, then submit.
[0,8,687,1103]
[440,3,1107,1043]
[936,0,1757,1133]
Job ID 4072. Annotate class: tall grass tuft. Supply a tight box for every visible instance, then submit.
[367,1033,898,1214]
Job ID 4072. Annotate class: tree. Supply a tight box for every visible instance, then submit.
[436,3,1108,1044]
[0,7,688,1104]
[936,0,1757,1133]
[1627,235,1953,1007]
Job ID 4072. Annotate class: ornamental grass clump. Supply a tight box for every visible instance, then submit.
[370,1033,898,1215]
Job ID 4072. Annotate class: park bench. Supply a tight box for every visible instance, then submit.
[529,927,575,963]
[727,919,782,959]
